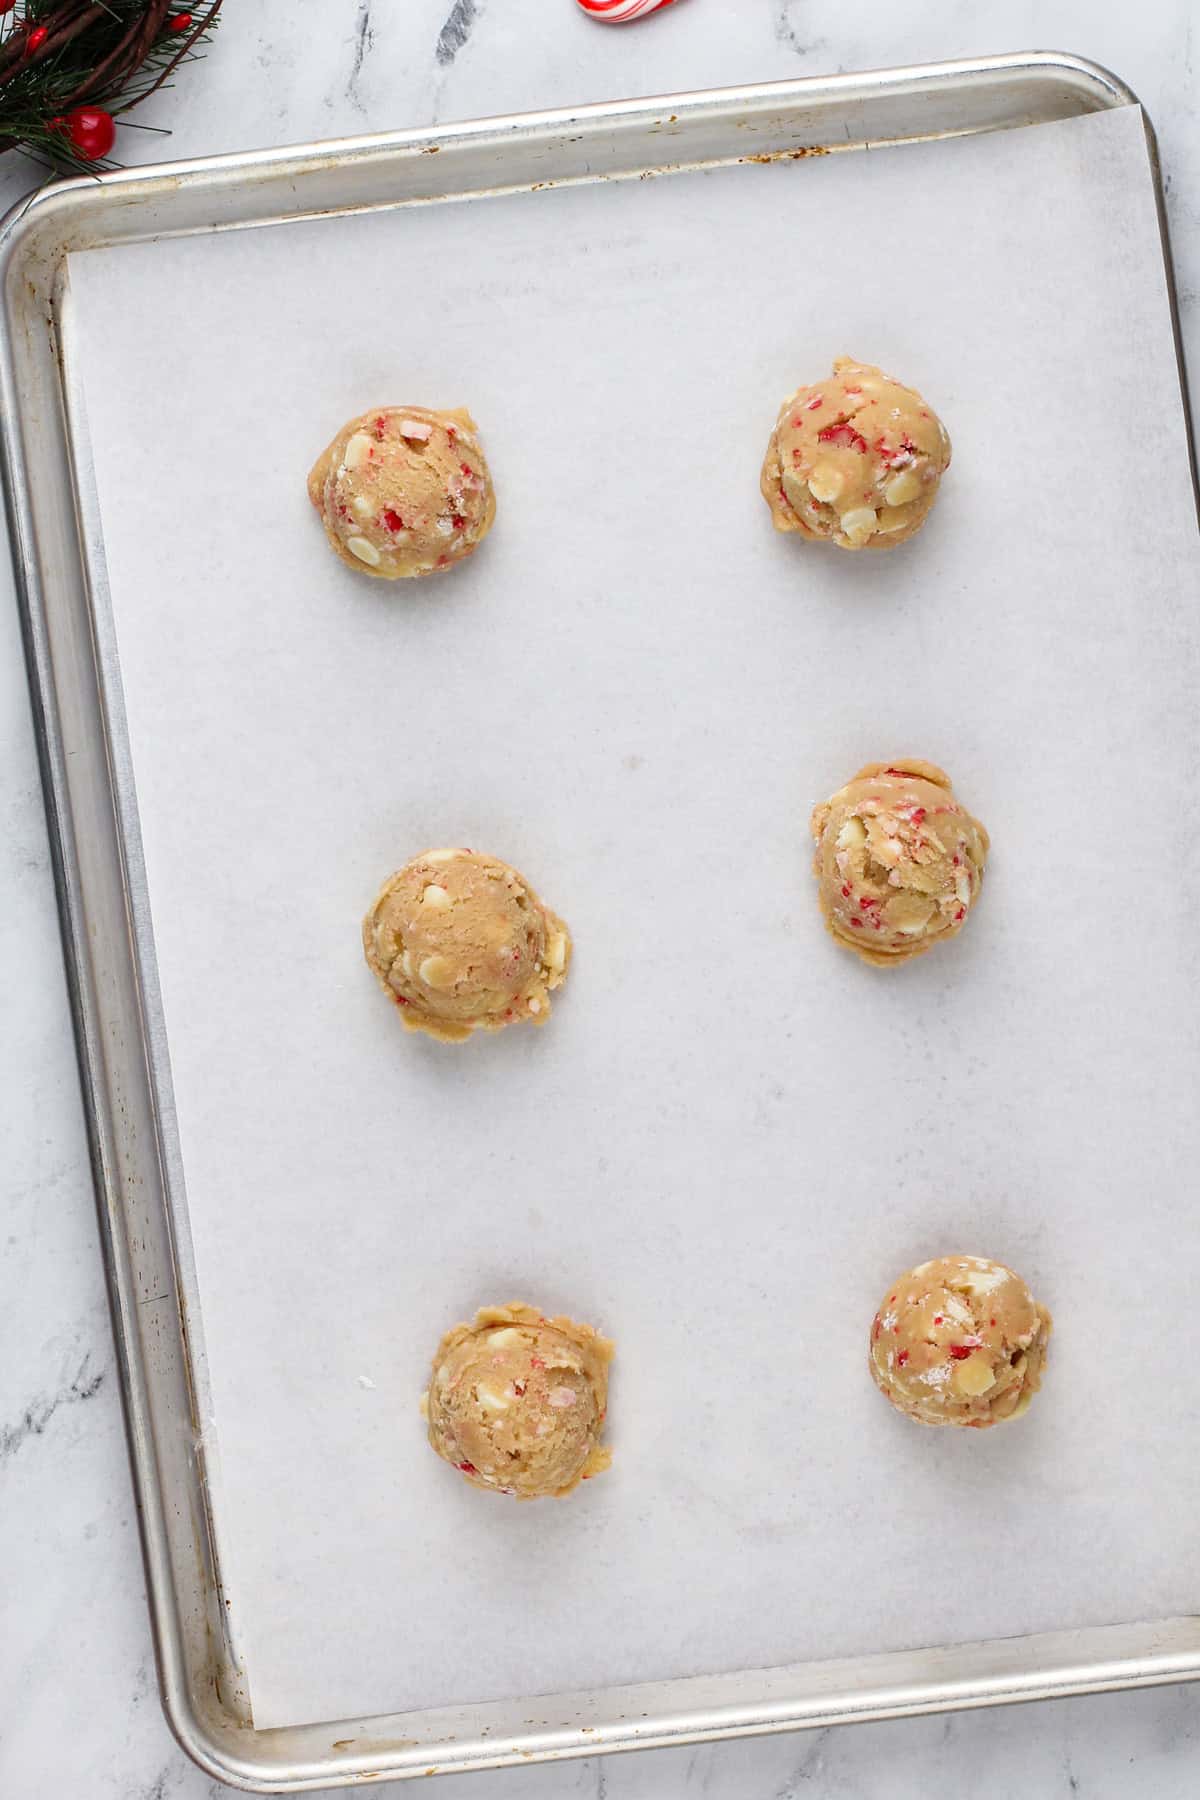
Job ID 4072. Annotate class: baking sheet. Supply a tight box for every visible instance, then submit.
[65,102,1200,1732]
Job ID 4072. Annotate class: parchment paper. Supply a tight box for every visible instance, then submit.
[66,103,1200,1731]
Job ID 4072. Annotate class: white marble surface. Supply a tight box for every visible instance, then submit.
[1,3,1196,1796]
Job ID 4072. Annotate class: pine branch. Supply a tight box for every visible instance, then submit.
[0,0,222,168]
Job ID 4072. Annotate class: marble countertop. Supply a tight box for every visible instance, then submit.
[2,3,1197,1796]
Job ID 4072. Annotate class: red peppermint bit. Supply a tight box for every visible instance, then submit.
[891,1323,899,1334]
[849,917,864,928]
[791,447,803,462]
[447,424,458,441]
[336,502,350,519]
[843,385,862,394]
[805,394,824,411]
[897,1350,910,1367]
[456,1461,477,1474]
[451,513,467,531]
[884,768,908,777]
[989,1318,997,1328]
[372,416,387,440]
[859,896,880,910]
[840,884,851,898]
[909,807,926,826]
[933,1315,944,1325]
[392,993,410,1007]
[955,907,966,922]
[890,1295,896,1304]
[380,508,406,532]
[952,854,961,867]
[949,1339,983,1360]
[513,1381,527,1397]
[817,422,868,453]
[437,555,450,567]
[459,462,473,476]
[872,1317,881,1341]
[530,1355,546,1370]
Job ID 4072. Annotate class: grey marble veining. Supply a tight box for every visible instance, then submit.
[0,2,1196,1796]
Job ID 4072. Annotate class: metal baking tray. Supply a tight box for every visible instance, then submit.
[4,51,1198,1794]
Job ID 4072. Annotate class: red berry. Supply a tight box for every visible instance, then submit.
[65,107,116,161]
[168,11,194,30]
[27,24,48,50]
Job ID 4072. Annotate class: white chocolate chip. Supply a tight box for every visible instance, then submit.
[547,1386,577,1409]
[486,1329,522,1348]
[398,417,433,442]
[421,884,451,909]
[955,870,972,906]
[346,535,382,567]
[838,506,878,547]
[951,1261,1007,1297]
[352,494,375,520]
[527,996,542,1014]
[400,949,414,980]
[475,1382,509,1412]
[807,463,843,504]
[435,518,454,537]
[343,431,374,470]
[835,816,867,850]
[876,506,912,534]
[884,469,922,506]
[419,955,455,989]
[423,848,462,865]
[952,1353,997,1397]
[546,932,567,974]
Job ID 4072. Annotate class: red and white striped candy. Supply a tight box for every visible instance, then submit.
[575,0,681,22]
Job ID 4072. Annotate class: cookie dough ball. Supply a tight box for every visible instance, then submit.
[761,356,950,550]
[422,1302,613,1498]
[307,405,495,578]
[363,848,571,1043]
[810,759,988,966]
[869,1255,1052,1428]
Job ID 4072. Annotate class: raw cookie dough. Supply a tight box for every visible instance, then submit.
[307,404,495,577]
[869,1255,1052,1428]
[760,356,951,549]
[362,848,571,1042]
[810,759,988,966]
[422,1302,613,1498]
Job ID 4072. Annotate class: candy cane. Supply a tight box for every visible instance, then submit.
[575,0,682,22]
